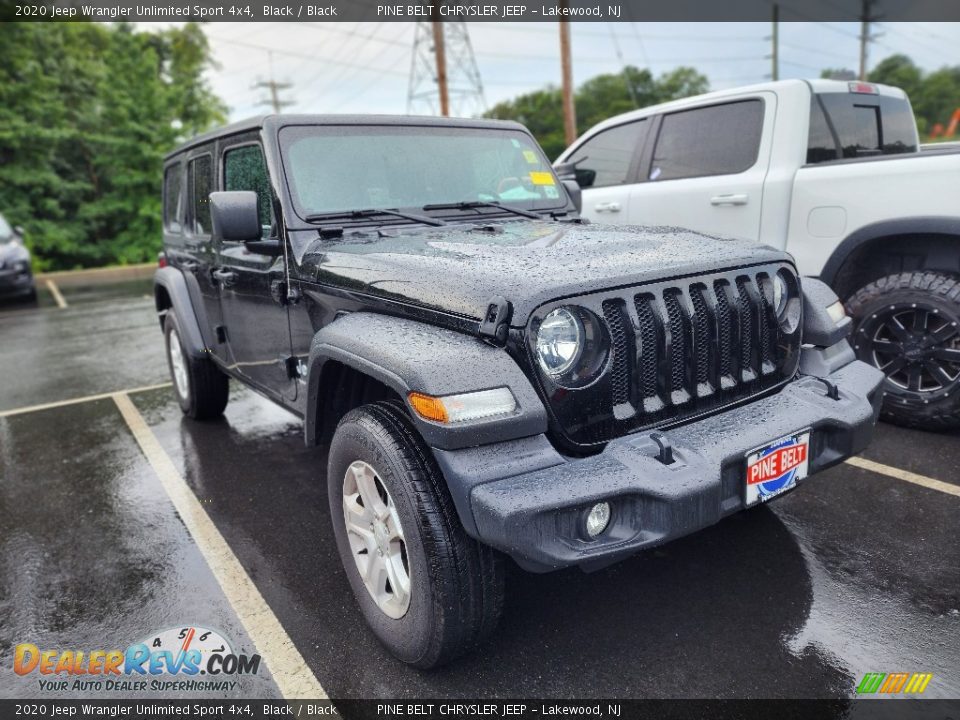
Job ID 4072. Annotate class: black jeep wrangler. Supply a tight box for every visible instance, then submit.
[156,115,884,668]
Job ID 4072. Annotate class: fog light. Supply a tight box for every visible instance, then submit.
[585,502,611,538]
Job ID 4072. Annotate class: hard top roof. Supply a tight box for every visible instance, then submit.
[165,114,529,160]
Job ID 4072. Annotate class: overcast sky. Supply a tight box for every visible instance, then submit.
[149,21,960,121]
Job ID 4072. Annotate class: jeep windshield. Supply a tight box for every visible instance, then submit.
[278,125,566,223]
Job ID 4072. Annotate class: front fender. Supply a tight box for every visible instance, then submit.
[304,312,548,450]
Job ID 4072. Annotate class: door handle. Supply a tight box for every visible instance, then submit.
[710,194,749,206]
[594,201,622,213]
[212,268,238,287]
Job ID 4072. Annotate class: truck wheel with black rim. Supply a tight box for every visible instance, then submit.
[164,312,229,420]
[327,400,505,668]
[846,271,960,430]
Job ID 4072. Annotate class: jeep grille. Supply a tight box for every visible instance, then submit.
[528,263,802,447]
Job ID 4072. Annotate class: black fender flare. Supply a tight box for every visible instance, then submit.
[153,267,210,360]
[820,216,960,288]
[303,312,548,451]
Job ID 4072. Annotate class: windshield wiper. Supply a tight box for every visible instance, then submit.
[421,201,541,220]
[304,208,447,227]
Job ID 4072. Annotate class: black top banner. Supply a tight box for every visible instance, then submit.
[3,0,960,22]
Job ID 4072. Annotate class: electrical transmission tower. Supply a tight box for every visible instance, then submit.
[254,51,294,114]
[407,19,486,117]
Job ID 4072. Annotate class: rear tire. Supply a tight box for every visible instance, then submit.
[164,312,228,420]
[845,271,960,430]
[327,401,504,668]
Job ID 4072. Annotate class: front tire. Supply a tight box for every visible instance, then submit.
[846,271,960,430]
[327,401,504,668]
[164,312,229,420]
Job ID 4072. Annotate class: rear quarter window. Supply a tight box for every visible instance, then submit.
[649,99,764,181]
[809,93,918,163]
[163,164,183,233]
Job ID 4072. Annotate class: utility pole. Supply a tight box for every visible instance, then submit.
[253,52,293,114]
[771,3,779,81]
[408,15,485,116]
[432,20,450,117]
[559,9,576,146]
[858,0,878,81]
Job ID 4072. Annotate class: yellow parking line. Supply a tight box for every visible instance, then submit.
[0,382,172,419]
[111,392,327,700]
[45,279,67,309]
[846,456,960,498]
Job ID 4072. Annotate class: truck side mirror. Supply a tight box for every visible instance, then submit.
[562,179,582,214]
[13,226,24,236]
[210,191,261,243]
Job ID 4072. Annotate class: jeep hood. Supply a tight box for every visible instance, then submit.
[292,221,791,325]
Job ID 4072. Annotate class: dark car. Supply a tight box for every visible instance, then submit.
[0,214,35,301]
[155,115,884,668]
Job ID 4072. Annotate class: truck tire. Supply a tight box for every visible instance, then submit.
[164,312,229,420]
[327,401,504,668]
[846,271,960,430]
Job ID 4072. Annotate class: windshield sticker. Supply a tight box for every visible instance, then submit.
[523,150,539,164]
[510,138,521,148]
[529,171,555,186]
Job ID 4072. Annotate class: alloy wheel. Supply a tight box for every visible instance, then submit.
[856,303,960,395]
[168,328,190,402]
[342,460,411,619]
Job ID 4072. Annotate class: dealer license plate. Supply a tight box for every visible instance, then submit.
[745,431,811,506]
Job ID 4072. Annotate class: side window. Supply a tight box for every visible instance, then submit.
[650,100,764,181]
[566,120,648,188]
[816,93,918,161]
[807,99,840,164]
[163,164,183,233]
[224,144,273,237]
[188,155,213,235]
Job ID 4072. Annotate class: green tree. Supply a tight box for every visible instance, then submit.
[0,22,225,270]
[485,65,709,160]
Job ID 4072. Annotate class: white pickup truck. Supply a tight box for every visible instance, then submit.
[556,78,960,430]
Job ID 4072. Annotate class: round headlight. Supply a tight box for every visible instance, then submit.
[536,308,583,376]
[773,272,788,317]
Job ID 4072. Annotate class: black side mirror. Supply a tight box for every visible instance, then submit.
[210,191,282,257]
[562,179,582,214]
[13,226,24,237]
[210,191,261,243]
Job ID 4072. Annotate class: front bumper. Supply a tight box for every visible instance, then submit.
[0,266,34,296]
[435,358,884,572]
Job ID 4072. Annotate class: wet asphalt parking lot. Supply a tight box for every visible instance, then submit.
[0,284,958,702]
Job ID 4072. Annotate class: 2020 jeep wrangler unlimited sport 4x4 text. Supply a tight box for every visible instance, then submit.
[156,115,884,668]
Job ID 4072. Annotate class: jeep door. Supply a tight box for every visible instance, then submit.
[166,149,226,359]
[213,136,296,402]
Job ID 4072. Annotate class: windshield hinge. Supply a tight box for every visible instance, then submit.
[318,226,343,239]
[478,295,512,346]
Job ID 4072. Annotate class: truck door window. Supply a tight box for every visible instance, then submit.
[649,100,763,181]
[566,120,648,188]
[188,155,213,236]
[163,164,183,233]
[224,145,273,238]
[813,93,918,161]
[806,99,841,164]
